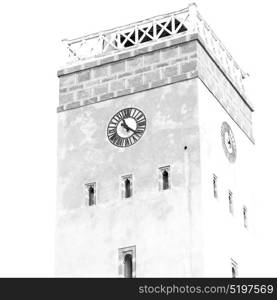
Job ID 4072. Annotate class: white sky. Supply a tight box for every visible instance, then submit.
[0,0,276,276]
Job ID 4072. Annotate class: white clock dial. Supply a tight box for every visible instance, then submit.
[221,122,237,163]
[107,107,146,147]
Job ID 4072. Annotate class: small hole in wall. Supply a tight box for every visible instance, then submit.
[184,146,188,150]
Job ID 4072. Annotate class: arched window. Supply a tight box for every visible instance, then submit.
[125,179,131,198]
[119,246,136,278]
[213,174,218,198]
[228,190,233,215]
[121,175,133,199]
[243,206,248,228]
[162,170,169,190]
[231,259,238,278]
[232,266,236,278]
[159,166,170,191]
[88,186,95,206]
[86,182,96,206]
[124,254,133,278]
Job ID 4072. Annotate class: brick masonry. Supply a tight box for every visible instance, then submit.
[57,36,254,142]
[58,40,198,109]
[197,43,254,142]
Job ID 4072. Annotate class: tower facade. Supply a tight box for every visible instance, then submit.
[56,4,254,277]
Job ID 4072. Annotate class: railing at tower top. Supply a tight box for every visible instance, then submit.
[62,3,247,93]
[63,6,191,60]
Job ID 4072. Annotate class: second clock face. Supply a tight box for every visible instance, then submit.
[107,107,146,147]
[221,121,237,163]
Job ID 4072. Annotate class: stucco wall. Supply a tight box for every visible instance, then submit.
[197,43,253,142]
[56,79,202,277]
[198,79,255,277]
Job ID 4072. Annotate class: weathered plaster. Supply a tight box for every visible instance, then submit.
[198,79,254,277]
[56,80,202,276]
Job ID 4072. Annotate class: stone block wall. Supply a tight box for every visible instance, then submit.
[57,34,254,142]
[197,43,254,142]
[58,40,198,112]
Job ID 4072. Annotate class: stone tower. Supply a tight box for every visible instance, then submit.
[56,4,254,277]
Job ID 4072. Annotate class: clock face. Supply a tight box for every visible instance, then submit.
[107,107,146,147]
[221,122,237,163]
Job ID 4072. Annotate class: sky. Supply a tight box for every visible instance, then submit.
[0,0,276,276]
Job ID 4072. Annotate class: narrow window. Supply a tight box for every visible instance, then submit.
[89,186,95,206]
[213,174,218,198]
[243,206,248,228]
[124,254,133,278]
[125,179,131,198]
[231,259,238,278]
[122,175,133,199]
[228,190,233,215]
[162,170,169,190]
[85,182,96,206]
[118,246,136,278]
[159,166,171,191]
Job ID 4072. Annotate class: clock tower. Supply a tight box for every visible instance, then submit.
[56,4,254,277]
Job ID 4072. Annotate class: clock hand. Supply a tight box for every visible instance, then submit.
[121,119,130,131]
[127,127,138,134]
[121,118,138,134]
[122,119,138,132]
[227,134,232,146]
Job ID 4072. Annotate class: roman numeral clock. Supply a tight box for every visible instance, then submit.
[107,107,146,147]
